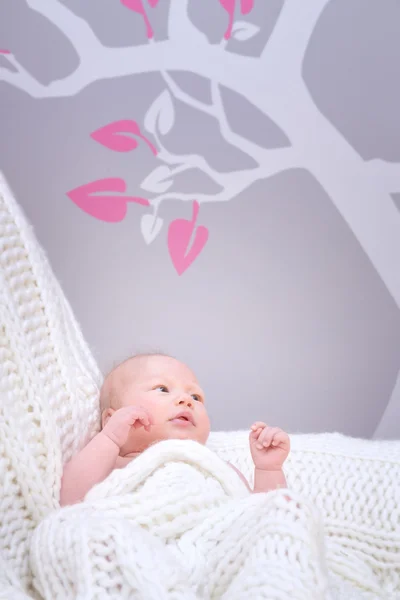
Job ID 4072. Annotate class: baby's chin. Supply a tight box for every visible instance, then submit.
[168,429,201,441]
[166,427,208,445]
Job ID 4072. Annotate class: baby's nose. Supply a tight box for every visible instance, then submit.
[177,396,193,408]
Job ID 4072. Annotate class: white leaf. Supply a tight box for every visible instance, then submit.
[141,214,163,245]
[231,21,260,41]
[140,165,174,193]
[144,89,175,136]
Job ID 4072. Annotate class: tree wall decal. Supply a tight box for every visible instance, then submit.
[0,0,399,292]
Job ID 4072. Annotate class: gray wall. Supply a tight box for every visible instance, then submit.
[1,0,399,439]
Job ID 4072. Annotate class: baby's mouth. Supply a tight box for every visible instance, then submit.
[170,411,195,426]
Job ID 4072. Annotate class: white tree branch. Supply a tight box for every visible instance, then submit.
[373,367,400,439]
[0,54,44,95]
[366,159,400,193]
[0,6,252,101]
[152,64,296,212]
[0,0,254,101]
[160,70,277,165]
[161,69,212,114]
[2,0,400,311]
[261,0,330,73]
[0,0,103,96]
[0,40,178,97]
[153,129,229,188]
[26,0,101,54]
[151,146,296,210]
[211,80,277,164]
[167,0,208,46]
[1,0,210,98]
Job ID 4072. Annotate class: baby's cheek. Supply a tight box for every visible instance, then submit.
[197,409,211,441]
[145,398,163,422]
[128,395,155,414]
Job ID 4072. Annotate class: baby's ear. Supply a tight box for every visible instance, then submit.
[101,407,115,429]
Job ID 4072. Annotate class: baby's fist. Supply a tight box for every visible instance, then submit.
[102,406,152,448]
[249,422,290,471]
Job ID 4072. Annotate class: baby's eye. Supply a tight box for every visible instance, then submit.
[155,385,169,393]
[191,394,202,402]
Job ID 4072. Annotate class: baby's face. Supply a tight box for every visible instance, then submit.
[102,355,210,455]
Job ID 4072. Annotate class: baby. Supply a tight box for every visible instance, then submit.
[60,354,290,505]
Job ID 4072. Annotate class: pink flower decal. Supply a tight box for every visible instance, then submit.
[0,49,11,54]
[168,201,209,275]
[240,0,254,14]
[67,178,149,223]
[91,119,158,155]
[219,0,254,39]
[121,0,160,39]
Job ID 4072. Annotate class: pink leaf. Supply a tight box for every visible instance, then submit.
[219,0,235,11]
[240,0,254,15]
[0,49,11,54]
[67,178,149,223]
[168,201,209,275]
[147,0,159,6]
[121,0,153,38]
[219,0,235,39]
[121,0,145,14]
[91,120,158,155]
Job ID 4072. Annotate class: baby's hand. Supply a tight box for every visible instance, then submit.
[249,422,290,471]
[102,406,152,449]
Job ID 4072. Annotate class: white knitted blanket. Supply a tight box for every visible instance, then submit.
[29,438,400,600]
[29,440,330,600]
[0,171,399,600]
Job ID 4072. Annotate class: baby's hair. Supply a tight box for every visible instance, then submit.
[99,350,173,412]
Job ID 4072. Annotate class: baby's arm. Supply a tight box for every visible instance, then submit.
[228,463,252,491]
[253,468,287,493]
[228,463,287,493]
[60,406,151,506]
[249,422,290,494]
[60,432,120,506]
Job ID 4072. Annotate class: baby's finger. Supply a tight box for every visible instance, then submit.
[139,413,151,428]
[132,420,151,431]
[271,431,288,446]
[259,427,282,448]
[142,407,154,426]
[130,411,151,430]
[143,419,153,432]
[136,406,154,425]
[250,426,264,441]
[250,421,267,431]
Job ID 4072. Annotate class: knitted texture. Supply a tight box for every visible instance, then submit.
[30,440,331,600]
[29,438,400,600]
[208,431,400,599]
[0,171,399,600]
[0,173,102,597]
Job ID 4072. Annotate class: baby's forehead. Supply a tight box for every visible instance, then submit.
[134,355,196,382]
[112,355,197,383]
